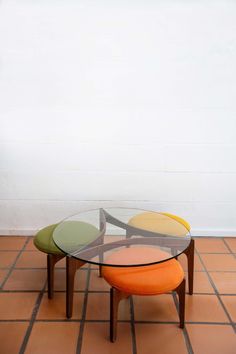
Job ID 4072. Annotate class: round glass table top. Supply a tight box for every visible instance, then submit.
[53,208,191,267]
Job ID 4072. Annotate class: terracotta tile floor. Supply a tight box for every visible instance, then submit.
[0,236,236,354]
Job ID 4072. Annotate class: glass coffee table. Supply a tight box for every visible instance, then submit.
[53,207,193,318]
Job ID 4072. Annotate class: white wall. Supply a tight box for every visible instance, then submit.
[1,0,236,236]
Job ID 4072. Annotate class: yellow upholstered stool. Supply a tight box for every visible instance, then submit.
[128,212,194,294]
[102,247,185,342]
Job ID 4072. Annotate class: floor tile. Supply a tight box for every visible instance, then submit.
[89,270,110,291]
[37,292,83,320]
[0,236,27,250]
[73,268,88,290]
[209,272,236,294]
[1,235,236,354]
[187,324,236,354]
[25,322,79,354]
[190,271,215,294]
[0,292,38,319]
[200,254,236,271]
[3,269,46,290]
[104,235,125,244]
[86,293,110,320]
[224,238,236,253]
[178,253,204,271]
[24,238,36,251]
[0,322,28,354]
[15,251,47,268]
[0,251,19,268]
[220,296,236,322]
[135,323,188,354]
[0,269,8,286]
[81,323,133,354]
[15,249,66,268]
[86,293,131,320]
[133,294,178,322]
[51,269,87,291]
[195,238,229,253]
[185,294,229,322]
[49,269,66,291]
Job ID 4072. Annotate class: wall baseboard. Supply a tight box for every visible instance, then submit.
[0,229,36,236]
[0,228,235,237]
[191,229,236,237]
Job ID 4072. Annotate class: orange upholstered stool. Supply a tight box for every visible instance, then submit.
[128,211,194,295]
[102,247,186,342]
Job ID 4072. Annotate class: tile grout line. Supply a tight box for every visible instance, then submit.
[196,246,236,333]
[222,238,236,259]
[130,296,137,354]
[172,292,194,354]
[3,267,236,273]
[0,238,30,290]
[2,289,236,296]
[0,319,234,325]
[76,265,91,354]
[19,281,47,354]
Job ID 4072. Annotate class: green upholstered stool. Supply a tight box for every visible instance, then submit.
[34,224,65,299]
[34,221,100,317]
[52,221,101,318]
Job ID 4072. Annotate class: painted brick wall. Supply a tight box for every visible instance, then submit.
[1,0,236,235]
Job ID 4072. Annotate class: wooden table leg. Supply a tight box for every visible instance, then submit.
[66,257,85,318]
[175,278,186,328]
[47,254,65,299]
[110,288,129,342]
[183,239,195,295]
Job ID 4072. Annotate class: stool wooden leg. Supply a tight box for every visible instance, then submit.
[47,254,65,299]
[98,245,104,277]
[66,257,85,318]
[184,239,195,295]
[175,278,186,328]
[110,288,129,342]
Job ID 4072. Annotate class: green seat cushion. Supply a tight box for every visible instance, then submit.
[34,224,64,255]
[34,221,100,256]
[53,221,100,254]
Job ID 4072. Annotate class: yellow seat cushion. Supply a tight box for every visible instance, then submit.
[161,213,190,232]
[128,211,190,235]
[102,247,184,295]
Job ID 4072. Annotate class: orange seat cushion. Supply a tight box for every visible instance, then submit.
[102,247,184,295]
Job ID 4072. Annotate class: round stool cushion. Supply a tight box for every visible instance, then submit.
[161,213,190,232]
[102,247,184,295]
[128,212,190,236]
[34,224,64,255]
[34,221,100,255]
[53,220,100,254]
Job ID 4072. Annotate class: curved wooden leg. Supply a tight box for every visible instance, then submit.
[47,254,65,299]
[110,288,129,342]
[66,257,85,318]
[175,278,186,328]
[184,239,195,295]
